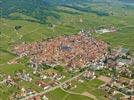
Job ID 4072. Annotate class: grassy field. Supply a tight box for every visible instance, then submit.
[0,84,20,100]
[46,88,93,100]
[71,79,106,100]
[95,26,134,55]
[46,79,105,100]
[0,51,15,64]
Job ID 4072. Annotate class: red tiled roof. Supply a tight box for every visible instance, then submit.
[14,33,108,68]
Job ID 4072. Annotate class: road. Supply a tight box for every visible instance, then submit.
[19,71,85,100]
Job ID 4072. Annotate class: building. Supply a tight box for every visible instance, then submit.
[36,80,50,90]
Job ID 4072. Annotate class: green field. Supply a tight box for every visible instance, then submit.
[71,79,106,100]
[0,84,20,100]
[46,79,105,100]
[46,88,93,100]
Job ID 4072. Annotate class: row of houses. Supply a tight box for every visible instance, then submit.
[16,72,32,82]
[95,26,117,34]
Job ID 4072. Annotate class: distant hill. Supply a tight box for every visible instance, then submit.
[119,0,134,3]
[0,0,58,23]
[0,0,133,24]
[0,0,92,24]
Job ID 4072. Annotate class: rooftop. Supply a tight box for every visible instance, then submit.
[14,33,108,68]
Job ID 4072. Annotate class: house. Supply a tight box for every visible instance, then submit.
[40,75,47,80]
[118,48,129,58]
[35,95,40,100]
[91,62,105,70]
[107,59,117,68]
[62,82,72,89]
[43,95,49,100]
[19,73,32,82]
[120,96,134,100]
[5,75,15,87]
[28,94,48,100]
[83,70,95,79]
[116,58,131,66]
[95,27,116,34]
[7,59,18,64]
[36,80,50,90]
[21,88,34,97]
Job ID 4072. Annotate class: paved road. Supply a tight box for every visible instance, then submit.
[19,71,85,100]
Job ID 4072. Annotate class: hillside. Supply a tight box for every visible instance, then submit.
[1,0,134,24]
[0,0,92,23]
[119,0,134,3]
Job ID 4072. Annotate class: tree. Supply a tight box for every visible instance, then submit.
[54,65,64,72]
[108,46,112,54]
[15,25,22,30]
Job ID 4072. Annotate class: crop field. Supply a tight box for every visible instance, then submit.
[45,79,105,100]
[46,88,93,100]
[70,79,106,100]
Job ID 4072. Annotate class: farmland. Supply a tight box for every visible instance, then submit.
[0,0,134,100]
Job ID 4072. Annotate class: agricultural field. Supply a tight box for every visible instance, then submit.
[70,79,106,100]
[46,88,93,100]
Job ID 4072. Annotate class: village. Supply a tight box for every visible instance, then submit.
[0,32,134,100]
[13,32,108,69]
